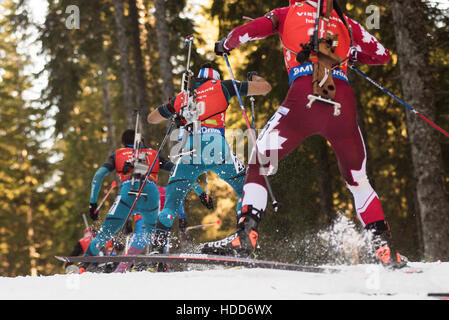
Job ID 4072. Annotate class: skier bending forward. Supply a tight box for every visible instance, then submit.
[201,0,407,269]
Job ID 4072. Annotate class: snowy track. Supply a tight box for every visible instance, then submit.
[1,262,448,300]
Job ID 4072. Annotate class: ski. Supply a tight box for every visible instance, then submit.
[55,253,339,274]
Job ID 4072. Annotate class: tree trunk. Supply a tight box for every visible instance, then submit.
[99,60,117,152]
[316,139,335,222]
[391,0,449,260]
[113,0,135,128]
[154,0,176,151]
[26,197,38,276]
[128,0,151,142]
[154,0,175,102]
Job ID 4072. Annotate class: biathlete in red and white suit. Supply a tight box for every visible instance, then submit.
[201,0,407,268]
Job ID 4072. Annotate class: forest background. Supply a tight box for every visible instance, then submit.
[0,0,448,277]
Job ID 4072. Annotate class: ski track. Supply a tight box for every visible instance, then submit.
[0,262,448,300]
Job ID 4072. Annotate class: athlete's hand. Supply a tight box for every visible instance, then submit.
[247,71,258,81]
[349,47,358,63]
[173,115,186,128]
[124,219,133,235]
[178,218,188,234]
[122,160,134,175]
[199,193,214,210]
[89,203,98,221]
[214,38,230,56]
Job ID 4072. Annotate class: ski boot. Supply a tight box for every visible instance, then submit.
[366,221,408,269]
[65,262,90,274]
[200,205,261,257]
[114,246,143,273]
[150,225,171,272]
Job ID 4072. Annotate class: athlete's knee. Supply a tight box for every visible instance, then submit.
[242,183,268,212]
[346,173,372,193]
[158,208,176,229]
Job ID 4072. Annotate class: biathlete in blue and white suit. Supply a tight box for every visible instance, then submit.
[113,183,213,273]
[85,129,174,258]
[146,62,271,252]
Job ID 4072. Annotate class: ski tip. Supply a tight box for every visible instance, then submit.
[55,256,69,262]
[428,293,449,300]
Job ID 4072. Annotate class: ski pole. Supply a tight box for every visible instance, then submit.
[185,220,221,231]
[131,110,142,188]
[184,36,194,71]
[350,65,449,138]
[112,122,176,253]
[79,212,90,229]
[223,53,280,213]
[250,96,256,130]
[94,180,117,214]
[247,72,258,132]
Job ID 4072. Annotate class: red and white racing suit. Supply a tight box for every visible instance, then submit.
[223,1,391,227]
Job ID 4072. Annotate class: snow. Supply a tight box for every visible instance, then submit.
[2,215,447,301]
[0,262,448,300]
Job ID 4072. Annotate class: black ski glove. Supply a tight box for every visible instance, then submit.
[122,160,134,175]
[349,47,358,64]
[173,115,186,128]
[124,219,134,235]
[214,37,230,56]
[179,218,188,234]
[199,193,214,210]
[89,203,98,221]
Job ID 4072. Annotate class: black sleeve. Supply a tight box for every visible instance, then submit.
[158,97,177,119]
[221,80,249,103]
[101,154,115,172]
[159,155,175,173]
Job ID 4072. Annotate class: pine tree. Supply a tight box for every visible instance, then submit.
[0,0,53,276]
[391,0,449,260]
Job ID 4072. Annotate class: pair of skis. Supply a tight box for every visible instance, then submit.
[56,253,339,274]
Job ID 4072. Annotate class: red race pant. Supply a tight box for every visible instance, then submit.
[243,75,385,227]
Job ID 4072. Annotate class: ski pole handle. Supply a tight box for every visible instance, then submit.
[185,35,194,47]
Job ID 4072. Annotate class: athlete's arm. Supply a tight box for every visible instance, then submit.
[148,97,177,123]
[247,75,272,96]
[147,108,168,124]
[89,156,114,203]
[348,18,391,65]
[192,182,204,196]
[221,7,289,52]
[221,80,248,102]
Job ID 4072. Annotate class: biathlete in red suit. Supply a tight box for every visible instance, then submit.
[201,0,406,268]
